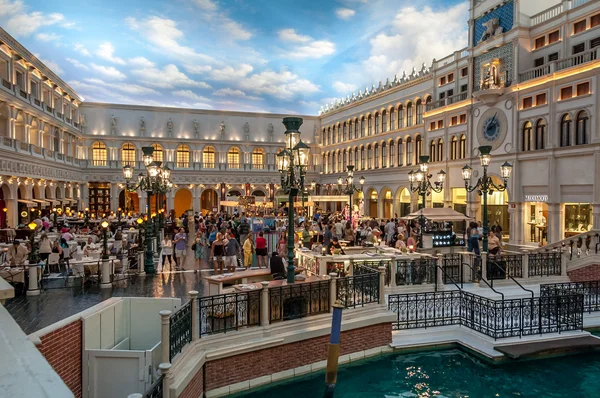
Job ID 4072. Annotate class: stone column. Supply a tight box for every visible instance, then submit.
[159,362,171,398]
[592,203,600,230]
[481,252,487,281]
[547,203,563,244]
[508,202,523,245]
[189,290,199,341]
[522,252,529,279]
[160,310,172,364]
[329,273,337,309]
[26,265,40,296]
[260,281,270,327]
[100,258,111,289]
[138,251,146,276]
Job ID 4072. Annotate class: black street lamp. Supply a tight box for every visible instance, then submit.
[101,219,109,260]
[336,165,365,227]
[408,155,446,248]
[276,117,310,284]
[27,221,38,265]
[462,145,513,252]
[122,146,173,274]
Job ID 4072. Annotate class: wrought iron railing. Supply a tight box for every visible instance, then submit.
[1,78,10,89]
[269,280,330,322]
[143,374,164,398]
[337,267,379,308]
[388,290,583,339]
[169,300,192,361]
[394,258,437,286]
[487,254,523,280]
[541,281,600,313]
[353,259,391,285]
[529,252,561,277]
[442,254,461,284]
[199,291,260,335]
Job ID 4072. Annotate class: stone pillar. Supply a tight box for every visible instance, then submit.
[159,362,171,398]
[160,310,172,364]
[481,252,487,281]
[592,203,600,230]
[138,251,146,276]
[193,185,201,214]
[189,290,199,341]
[508,202,523,245]
[260,281,270,327]
[561,250,568,277]
[547,203,563,244]
[378,266,386,304]
[26,265,40,296]
[100,258,111,289]
[435,255,444,288]
[111,183,119,214]
[522,252,529,279]
[329,273,337,309]
[166,191,175,214]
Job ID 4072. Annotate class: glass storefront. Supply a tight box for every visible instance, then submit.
[525,201,548,244]
[397,188,411,217]
[564,203,593,237]
[432,190,444,208]
[482,189,509,236]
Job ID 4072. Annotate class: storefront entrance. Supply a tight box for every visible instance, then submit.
[525,201,548,244]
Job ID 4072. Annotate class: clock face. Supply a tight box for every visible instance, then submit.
[477,108,508,150]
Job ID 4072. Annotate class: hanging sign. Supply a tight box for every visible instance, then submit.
[524,195,548,202]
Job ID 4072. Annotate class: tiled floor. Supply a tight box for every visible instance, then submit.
[5,250,214,335]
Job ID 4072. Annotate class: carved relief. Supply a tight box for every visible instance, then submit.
[244,122,250,141]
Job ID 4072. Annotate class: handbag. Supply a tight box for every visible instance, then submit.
[191,243,197,251]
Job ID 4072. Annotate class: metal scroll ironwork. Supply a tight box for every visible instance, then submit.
[199,291,261,336]
[269,280,330,322]
[528,252,561,277]
[337,266,380,308]
[169,300,192,361]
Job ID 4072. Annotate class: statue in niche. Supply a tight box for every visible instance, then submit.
[193,119,199,137]
[481,60,501,90]
[267,123,274,142]
[110,115,117,134]
[219,121,226,137]
[167,118,174,136]
[479,17,503,43]
[244,122,250,141]
[140,116,146,133]
[80,113,87,127]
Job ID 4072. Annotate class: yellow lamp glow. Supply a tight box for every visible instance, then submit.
[2,207,6,213]
[101,220,109,229]
[136,217,143,225]
[27,221,36,230]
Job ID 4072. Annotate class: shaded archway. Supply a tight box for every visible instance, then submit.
[396,188,411,217]
[118,190,139,214]
[200,189,219,215]
[366,188,378,218]
[381,188,393,219]
[174,188,192,217]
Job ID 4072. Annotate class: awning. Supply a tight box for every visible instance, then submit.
[17,199,37,207]
[31,199,51,206]
[404,208,472,221]
[44,199,61,206]
[308,195,350,203]
[60,199,71,205]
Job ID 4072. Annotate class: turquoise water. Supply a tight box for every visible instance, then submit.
[236,349,600,397]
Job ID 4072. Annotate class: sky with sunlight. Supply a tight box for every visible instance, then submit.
[0,0,470,115]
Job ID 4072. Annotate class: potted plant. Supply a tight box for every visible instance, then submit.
[205,309,235,332]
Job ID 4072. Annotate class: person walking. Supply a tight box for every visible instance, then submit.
[238,218,250,249]
[243,234,255,269]
[161,234,174,272]
[38,233,52,263]
[224,235,241,273]
[194,231,207,272]
[174,227,187,271]
[255,231,268,268]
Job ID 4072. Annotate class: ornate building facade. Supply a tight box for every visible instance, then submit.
[0,0,599,246]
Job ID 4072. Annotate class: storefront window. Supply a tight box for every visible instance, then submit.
[431,190,444,208]
[564,203,593,237]
[483,187,509,237]
[398,188,411,217]
[525,201,548,244]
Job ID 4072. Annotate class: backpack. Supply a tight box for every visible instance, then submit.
[208,231,217,245]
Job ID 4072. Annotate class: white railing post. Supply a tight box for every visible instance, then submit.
[100,257,111,289]
[390,259,397,287]
[160,310,172,365]
[561,251,568,277]
[26,264,40,296]
[159,363,171,398]
[189,291,199,341]
[436,254,444,289]
[481,253,488,281]
[522,252,529,279]
[260,281,270,327]
[378,266,386,304]
[138,251,146,276]
[329,272,338,309]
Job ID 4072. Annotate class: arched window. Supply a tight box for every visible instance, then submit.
[354,118,360,139]
[390,107,396,130]
[332,126,337,144]
[360,147,365,170]
[375,113,380,134]
[522,121,532,151]
[437,139,443,162]
[322,154,327,173]
[337,150,342,172]
[451,136,458,160]
[252,148,264,169]
[121,143,136,166]
[398,104,404,128]
[535,119,546,150]
[361,116,366,137]
[429,140,436,162]
[337,124,342,143]
[332,152,337,173]
[367,115,373,136]
[397,138,404,166]
[459,135,466,159]
[152,143,164,163]
[406,137,413,165]
[354,148,359,170]
[176,144,190,168]
[416,99,423,124]
[92,141,107,166]
[389,141,395,167]
[367,145,373,169]
[327,127,332,145]
[374,143,379,168]
[576,110,588,145]
[203,146,215,168]
[382,110,387,132]
[406,102,413,126]
[382,142,387,167]
[415,134,423,159]
[342,150,347,168]
[560,114,571,147]
[227,147,240,169]
[322,128,326,145]
[343,122,347,141]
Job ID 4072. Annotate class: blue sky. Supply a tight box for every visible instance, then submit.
[0,0,469,115]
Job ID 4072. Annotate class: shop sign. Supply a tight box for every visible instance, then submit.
[525,195,548,202]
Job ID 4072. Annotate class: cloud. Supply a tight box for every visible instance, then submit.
[212,88,261,100]
[96,42,125,65]
[5,9,66,37]
[172,101,213,109]
[74,43,90,56]
[278,29,335,59]
[132,64,211,89]
[84,78,159,95]
[278,29,311,43]
[39,57,64,75]
[333,81,357,93]
[172,90,210,102]
[36,32,61,42]
[90,63,126,80]
[336,8,356,19]
[126,17,216,63]
[193,0,217,11]
[128,57,155,68]
[208,64,254,81]
[66,58,89,70]
[191,0,252,41]
[184,64,213,74]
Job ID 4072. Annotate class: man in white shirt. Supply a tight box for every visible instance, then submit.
[385,220,396,244]
[7,240,28,265]
[334,219,344,240]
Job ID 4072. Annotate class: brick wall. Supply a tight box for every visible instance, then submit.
[36,320,83,398]
[179,365,204,398]
[204,322,391,391]
[568,264,600,282]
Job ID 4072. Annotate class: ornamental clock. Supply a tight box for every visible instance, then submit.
[477,108,508,150]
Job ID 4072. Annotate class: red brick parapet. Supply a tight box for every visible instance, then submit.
[568,264,600,282]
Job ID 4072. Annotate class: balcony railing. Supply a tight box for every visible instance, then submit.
[19,89,28,99]
[228,163,240,169]
[92,160,107,167]
[1,78,10,90]
[447,92,468,105]
[33,98,41,107]
[45,105,53,113]
[530,0,591,26]
[65,117,72,124]
[56,111,63,119]
[175,162,189,168]
[202,162,215,169]
[425,92,468,112]
[519,48,598,83]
